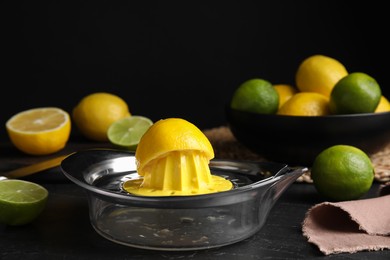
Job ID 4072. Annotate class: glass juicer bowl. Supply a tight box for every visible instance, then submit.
[61,149,306,251]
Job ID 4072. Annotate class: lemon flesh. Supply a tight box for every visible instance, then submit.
[0,179,48,226]
[124,118,232,196]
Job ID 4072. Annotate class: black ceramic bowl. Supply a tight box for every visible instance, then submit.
[226,106,390,166]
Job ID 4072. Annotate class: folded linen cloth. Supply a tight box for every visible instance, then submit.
[302,194,390,255]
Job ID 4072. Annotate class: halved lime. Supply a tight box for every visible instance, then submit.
[0,179,48,226]
[107,116,153,150]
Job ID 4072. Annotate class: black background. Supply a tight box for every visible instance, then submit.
[2,1,389,142]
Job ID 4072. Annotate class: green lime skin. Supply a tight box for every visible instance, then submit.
[230,78,279,114]
[329,72,381,114]
[311,145,374,201]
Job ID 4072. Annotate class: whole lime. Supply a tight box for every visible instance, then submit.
[230,78,279,114]
[329,72,381,114]
[311,145,374,201]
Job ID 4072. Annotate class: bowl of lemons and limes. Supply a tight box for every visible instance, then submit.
[226,54,390,166]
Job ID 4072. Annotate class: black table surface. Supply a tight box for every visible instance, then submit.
[0,141,389,260]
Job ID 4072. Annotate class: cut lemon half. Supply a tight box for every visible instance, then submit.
[107,116,153,151]
[135,118,215,174]
[0,179,48,226]
[127,118,232,196]
[6,107,71,155]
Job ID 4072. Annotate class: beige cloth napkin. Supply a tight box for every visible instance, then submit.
[302,193,390,255]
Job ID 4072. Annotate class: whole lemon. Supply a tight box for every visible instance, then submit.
[375,96,390,113]
[296,54,348,97]
[277,92,330,116]
[72,92,131,141]
[274,84,298,108]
